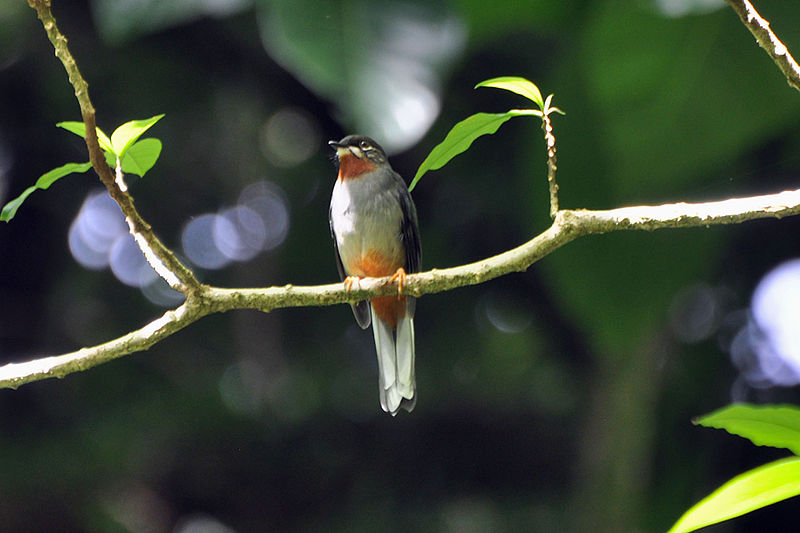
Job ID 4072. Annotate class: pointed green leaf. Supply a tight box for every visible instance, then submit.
[110,114,164,159]
[56,121,87,138]
[668,457,800,533]
[121,138,162,177]
[696,404,800,455]
[410,109,541,191]
[476,76,544,108]
[34,161,93,189]
[57,121,114,153]
[1,161,93,222]
[1,186,38,222]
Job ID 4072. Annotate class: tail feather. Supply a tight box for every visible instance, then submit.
[370,304,416,416]
[395,315,415,398]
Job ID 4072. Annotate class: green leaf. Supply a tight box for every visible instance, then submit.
[57,121,114,153]
[409,109,540,191]
[1,161,93,222]
[121,138,162,177]
[668,457,800,533]
[476,76,544,108]
[695,404,800,455]
[110,114,164,159]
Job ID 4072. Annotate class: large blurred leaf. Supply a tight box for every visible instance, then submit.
[538,2,800,354]
[696,404,800,455]
[256,0,466,153]
[668,457,800,533]
[580,3,800,197]
[448,0,574,44]
[90,0,252,43]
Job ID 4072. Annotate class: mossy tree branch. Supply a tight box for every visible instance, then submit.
[725,0,800,92]
[6,1,800,389]
[3,187,799,389]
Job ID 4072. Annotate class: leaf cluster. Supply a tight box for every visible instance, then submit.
[1,114,164,222]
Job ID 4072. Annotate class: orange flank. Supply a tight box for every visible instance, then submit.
[371,295,406,330]
[337,152,376,180]
[349,250,406,330]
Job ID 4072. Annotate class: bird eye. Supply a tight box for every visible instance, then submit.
[359,140,371,150]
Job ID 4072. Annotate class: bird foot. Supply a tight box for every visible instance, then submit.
[389,268,407,295]
[343,276,361,293]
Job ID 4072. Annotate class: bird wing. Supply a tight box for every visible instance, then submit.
[395,173,421,274]
[395,171,421,318]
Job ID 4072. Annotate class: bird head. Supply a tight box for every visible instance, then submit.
[329,135,388,180]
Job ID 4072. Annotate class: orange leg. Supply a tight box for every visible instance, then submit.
[343,275,361,293]
[389,268,407,295]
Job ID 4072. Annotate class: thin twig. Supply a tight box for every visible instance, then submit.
[725,0,800,92]
[542,95,561,219]
[27,0,200,294]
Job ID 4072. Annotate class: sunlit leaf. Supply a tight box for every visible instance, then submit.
[1,161,93,222]
[668,457,800,533]
[695,404,800,455]
[121,138,162,177]
[57,121,114,153]
[476,76,544,108]
[409,109,540,191]
[110,114,164,159]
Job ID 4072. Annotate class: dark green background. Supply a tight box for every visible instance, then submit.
[2,1,800,531]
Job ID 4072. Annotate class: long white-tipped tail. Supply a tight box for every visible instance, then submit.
[371,306,416,415]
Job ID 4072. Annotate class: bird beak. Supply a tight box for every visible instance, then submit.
[328,140,347,158]
[329,139,360,159]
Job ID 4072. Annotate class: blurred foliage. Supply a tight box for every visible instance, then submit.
[2,1,800,532]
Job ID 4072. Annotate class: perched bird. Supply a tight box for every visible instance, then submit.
[328,135,422,415]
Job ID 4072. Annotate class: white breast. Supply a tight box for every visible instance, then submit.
[330,176,403,276]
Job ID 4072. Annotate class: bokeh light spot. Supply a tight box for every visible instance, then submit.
[182,213,232,270]
[260,107,320,168]
[477,290,534,334]
[181,181,290,271]
[110,234,158,288]
[669,283,729,343]
[238,181,289,252]
[69,191,127,270]
[652,0,725,17]
[728,259,800,389]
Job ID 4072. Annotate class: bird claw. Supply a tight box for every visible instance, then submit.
[343,276,361,293]
[389,268,407,295]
